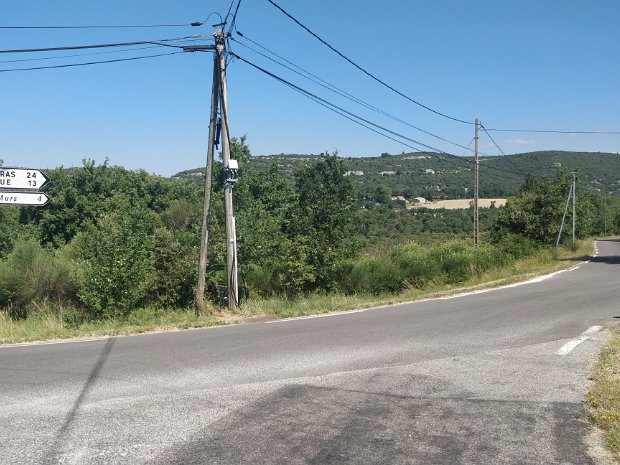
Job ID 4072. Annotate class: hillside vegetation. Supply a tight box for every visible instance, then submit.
[1,142,619,342]
[175,150,620,201]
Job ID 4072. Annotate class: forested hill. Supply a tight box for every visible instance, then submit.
[173,150,620,201]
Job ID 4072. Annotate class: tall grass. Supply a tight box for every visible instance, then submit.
[336,239,512,296]
[0,239,593,345]
[587,325,620,460]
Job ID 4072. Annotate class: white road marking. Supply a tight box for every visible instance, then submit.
[0,336,110,349]
[266,307,370,323]
[556,326,603,355]
[437,267,574,300]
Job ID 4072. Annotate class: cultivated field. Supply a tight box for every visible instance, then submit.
[410,198,507,210]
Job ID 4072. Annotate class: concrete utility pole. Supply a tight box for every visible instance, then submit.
[556,180,573,248]
[473,117,479,247]
[216,30,239,311]
[195,46,221,315]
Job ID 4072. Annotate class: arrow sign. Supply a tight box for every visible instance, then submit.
[0,192,50,206]
[0,168,50,190]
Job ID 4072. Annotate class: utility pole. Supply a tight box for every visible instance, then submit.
[572,172,576,246]
[216,29,239,311]
[604,194,607,236]
[474,117,479,247]
[556,180,573,247]
[195,45,220,315]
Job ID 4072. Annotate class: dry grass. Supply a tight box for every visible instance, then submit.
[587,325,620,462]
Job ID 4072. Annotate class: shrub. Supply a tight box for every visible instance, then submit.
[0,239,76,319]
[493,232,540,259]
[72,210,155,318]
[149,227,197,308]
[392,242,441,288]
[336,257,403,295]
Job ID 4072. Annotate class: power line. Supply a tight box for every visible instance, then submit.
[230,51,525,179]
[459,138,475,156]
[231,33,486,156]
[0,42,204,64]
[0,51,182,73]
[479,122,528,176]
[229,51,525,180]
[263,0,474,125]
[0,35,205,54]
[0,22,206,29]
[481,127,620,135]
[229,0,243,34]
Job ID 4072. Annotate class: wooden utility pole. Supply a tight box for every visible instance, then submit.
[195,46,221,315]
[216,30,238,311]
[474,117,479,247]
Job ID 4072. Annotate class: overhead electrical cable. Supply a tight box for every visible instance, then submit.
[0,35,206,54]
[482,127,620,135]
[263,0,474,125]
[231,53,451,154]
[479,122,529,176]
[224,0,236,23]
[0,42,206,64]
[229,0,243,34]
[0,22,206,29]
[0,51,182,73]
[231,33,489,156]
[264,0,618,137]
[229,51,524,179]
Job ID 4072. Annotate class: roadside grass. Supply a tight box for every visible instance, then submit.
[0,305,221,345]
[587,325,620,462]
[239,239,593,319]
[0,240,593,345]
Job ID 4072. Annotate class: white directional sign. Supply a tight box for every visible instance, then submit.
[0,192,50,206]
[0,168,50,190]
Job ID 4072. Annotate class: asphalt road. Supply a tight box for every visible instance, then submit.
[2,239,619,465]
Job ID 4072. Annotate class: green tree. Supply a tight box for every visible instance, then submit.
[291,155,356,290]
[72,208,156,317]
[495,171,595,244]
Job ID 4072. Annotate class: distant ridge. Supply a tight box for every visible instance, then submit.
[172,150,620,200]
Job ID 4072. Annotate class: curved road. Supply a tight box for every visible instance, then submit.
[1,239,619,464]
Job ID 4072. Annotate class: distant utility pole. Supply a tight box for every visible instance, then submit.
[195,44,220,315]
[473,117,479,247]
[604,195,607,236]
[572,172,576,246]
[556,174,575,248]
[216,30,239,311]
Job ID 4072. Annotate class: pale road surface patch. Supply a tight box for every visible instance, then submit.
[556,326,604,356]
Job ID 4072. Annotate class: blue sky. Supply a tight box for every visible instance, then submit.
[1,0,619,176]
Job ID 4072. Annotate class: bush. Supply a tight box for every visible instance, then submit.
[72,210,155,318]
[392,242,441,288]
[493,232,540,259]
[0,239,76,319]
[336,257,403,295]
[334,239,515,296]
[149,227,197,308]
